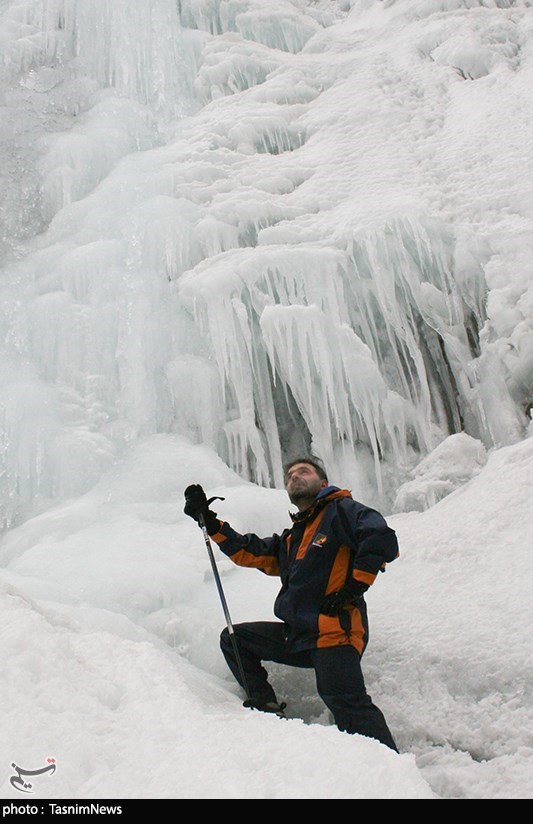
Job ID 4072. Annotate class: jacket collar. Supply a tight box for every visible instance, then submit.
[289,486,352,523]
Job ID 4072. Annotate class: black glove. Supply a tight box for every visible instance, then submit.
[319,582,369,616]
[184,484,208,520]
[184,484,223,532]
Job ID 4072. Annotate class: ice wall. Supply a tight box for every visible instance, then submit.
[1,0,532,526]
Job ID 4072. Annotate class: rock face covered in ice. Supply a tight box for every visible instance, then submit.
[1,0,532,525]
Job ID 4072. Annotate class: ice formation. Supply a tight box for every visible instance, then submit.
[392,431,487,512]
[1,0,532,526]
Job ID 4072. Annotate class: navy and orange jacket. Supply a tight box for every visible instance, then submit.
[208,486,399,654]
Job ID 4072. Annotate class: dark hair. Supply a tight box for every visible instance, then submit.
[283,457,328,484]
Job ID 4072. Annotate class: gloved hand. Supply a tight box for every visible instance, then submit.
[319,582,369,616]
[184,484,209,520]
[184,484,223,532]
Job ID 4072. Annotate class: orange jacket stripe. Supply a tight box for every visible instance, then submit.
[322,489,353,502]
[230,547,280,577]
[346,605,366,655]
[317,609,365,655]
[295,512,326,560]
[353,569,377,586]
[325,544,351,595]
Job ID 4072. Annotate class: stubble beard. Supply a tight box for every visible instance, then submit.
[288,479,321,510]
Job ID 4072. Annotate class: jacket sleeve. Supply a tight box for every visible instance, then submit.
[337,500,399,589]
[207,519,282,577]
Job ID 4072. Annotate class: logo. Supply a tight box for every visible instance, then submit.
[10,759,56,794]
[311,533,327,547]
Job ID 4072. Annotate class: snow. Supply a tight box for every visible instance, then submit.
[1,434,532,799]
[1,0,533,800]
[393,431,487,511]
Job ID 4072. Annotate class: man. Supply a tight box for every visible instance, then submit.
[184,458,399,751]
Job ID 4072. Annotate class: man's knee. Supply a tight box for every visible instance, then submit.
[220,626,231,652]
[220,623,248,656]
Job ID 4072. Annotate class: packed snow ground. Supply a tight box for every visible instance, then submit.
[1,434,532,799]
[1,0,533,801]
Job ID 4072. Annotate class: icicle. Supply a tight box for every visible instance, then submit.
[1,0,529,525]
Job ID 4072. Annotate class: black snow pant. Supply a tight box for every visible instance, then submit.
[220,621,398,752]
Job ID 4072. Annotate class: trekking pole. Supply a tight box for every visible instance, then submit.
[197,512,252,702]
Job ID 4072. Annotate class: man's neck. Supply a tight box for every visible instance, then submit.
[295,495,318,513]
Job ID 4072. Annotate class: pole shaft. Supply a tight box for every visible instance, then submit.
[198,515,252,701]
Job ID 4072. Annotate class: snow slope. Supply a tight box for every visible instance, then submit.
[1,434,532,798]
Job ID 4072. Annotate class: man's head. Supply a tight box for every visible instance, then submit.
[284,458,328,511]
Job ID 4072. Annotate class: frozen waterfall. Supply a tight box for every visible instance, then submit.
[1,0,532,527]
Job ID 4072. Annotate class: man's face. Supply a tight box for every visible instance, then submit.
[285,463,328,508]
